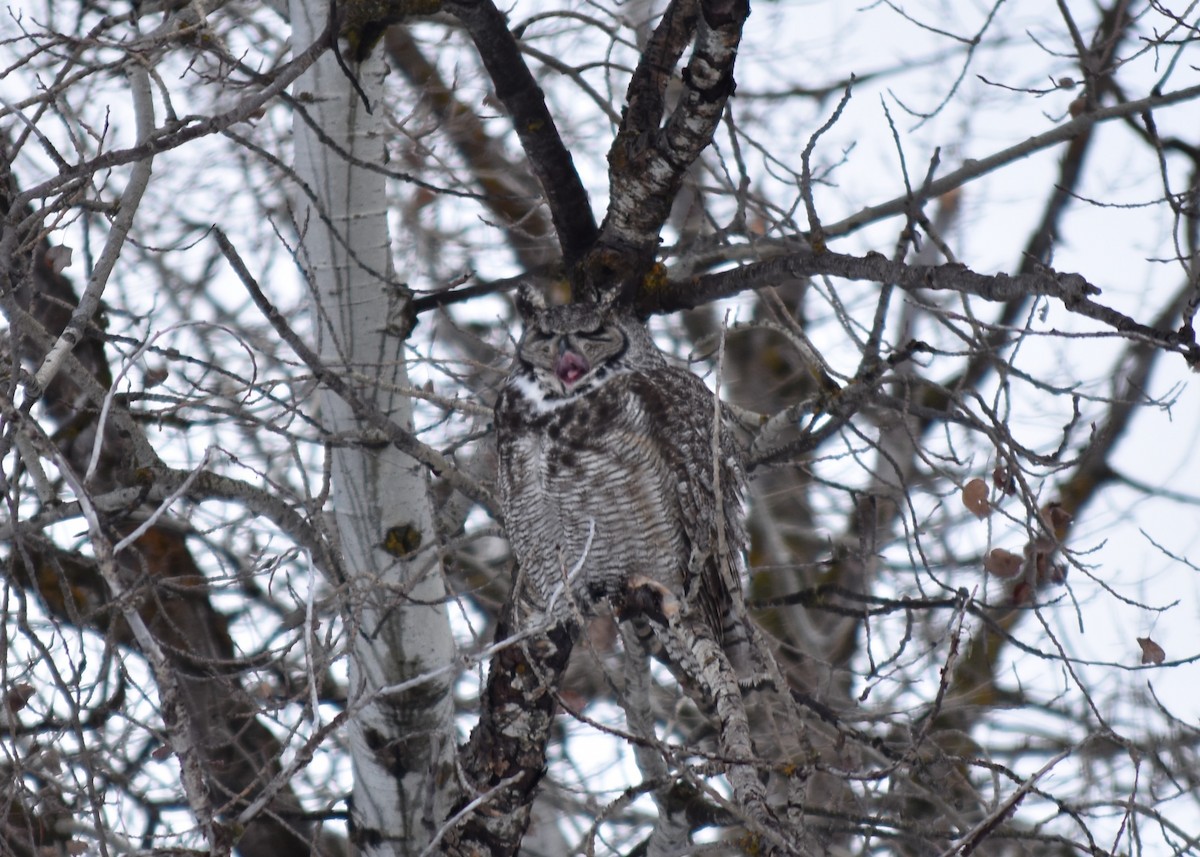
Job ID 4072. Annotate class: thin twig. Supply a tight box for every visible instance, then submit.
[212,228,498,515]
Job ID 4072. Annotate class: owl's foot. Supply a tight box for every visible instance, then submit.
[616,574,679,626]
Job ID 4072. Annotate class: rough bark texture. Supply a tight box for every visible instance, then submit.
[581,0,751,300]
[441,619,574,856]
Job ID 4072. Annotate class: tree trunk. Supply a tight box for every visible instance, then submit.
[289,5,458,853]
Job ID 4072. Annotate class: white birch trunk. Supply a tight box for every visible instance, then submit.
[288,7,457,853]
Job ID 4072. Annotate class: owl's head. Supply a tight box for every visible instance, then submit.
[512,285,662,400]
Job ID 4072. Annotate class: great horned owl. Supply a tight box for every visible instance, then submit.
[494,288,747,638]
[494,288,800,850]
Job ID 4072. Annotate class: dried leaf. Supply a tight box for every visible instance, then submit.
[1137,637,1165,665]
[992,463,1015,496]
[143,366,169,388]
[3,683,35,713]
[45,244,73,273]
[984,548,1023,578]
[1041,561,1067,586]
[961,478,990,519]
[1041,502,1073,537]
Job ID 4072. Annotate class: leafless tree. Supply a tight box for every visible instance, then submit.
[3,1,1200,855]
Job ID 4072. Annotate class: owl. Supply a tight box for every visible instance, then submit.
[494,288,800,847]
[494,288,747,640]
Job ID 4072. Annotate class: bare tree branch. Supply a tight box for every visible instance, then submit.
[442,0,599,267]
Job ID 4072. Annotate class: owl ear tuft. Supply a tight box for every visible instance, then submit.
[516,283,547,318]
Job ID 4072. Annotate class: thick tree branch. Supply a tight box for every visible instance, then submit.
[442,0,598,267]
[611,0,701,174]
[585,0,749,298]
[651,248,1199,363]
[385,27,560,272]
[439,619,574,857]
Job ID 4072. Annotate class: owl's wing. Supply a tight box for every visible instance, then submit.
[625,366,748,635]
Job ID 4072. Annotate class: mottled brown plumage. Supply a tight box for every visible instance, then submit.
[495,289,804,851]
[494,289,746,639]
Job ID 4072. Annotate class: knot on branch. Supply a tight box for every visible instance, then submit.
[1055,271,1101,305]
[889,339,933,367]
[1184,342,1200,371]
[681,59,736,103]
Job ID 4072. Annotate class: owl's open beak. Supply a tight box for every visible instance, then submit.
[554,349,590,385]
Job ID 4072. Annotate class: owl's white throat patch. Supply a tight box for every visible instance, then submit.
[511,371,577,412]
[510,364,622,413]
